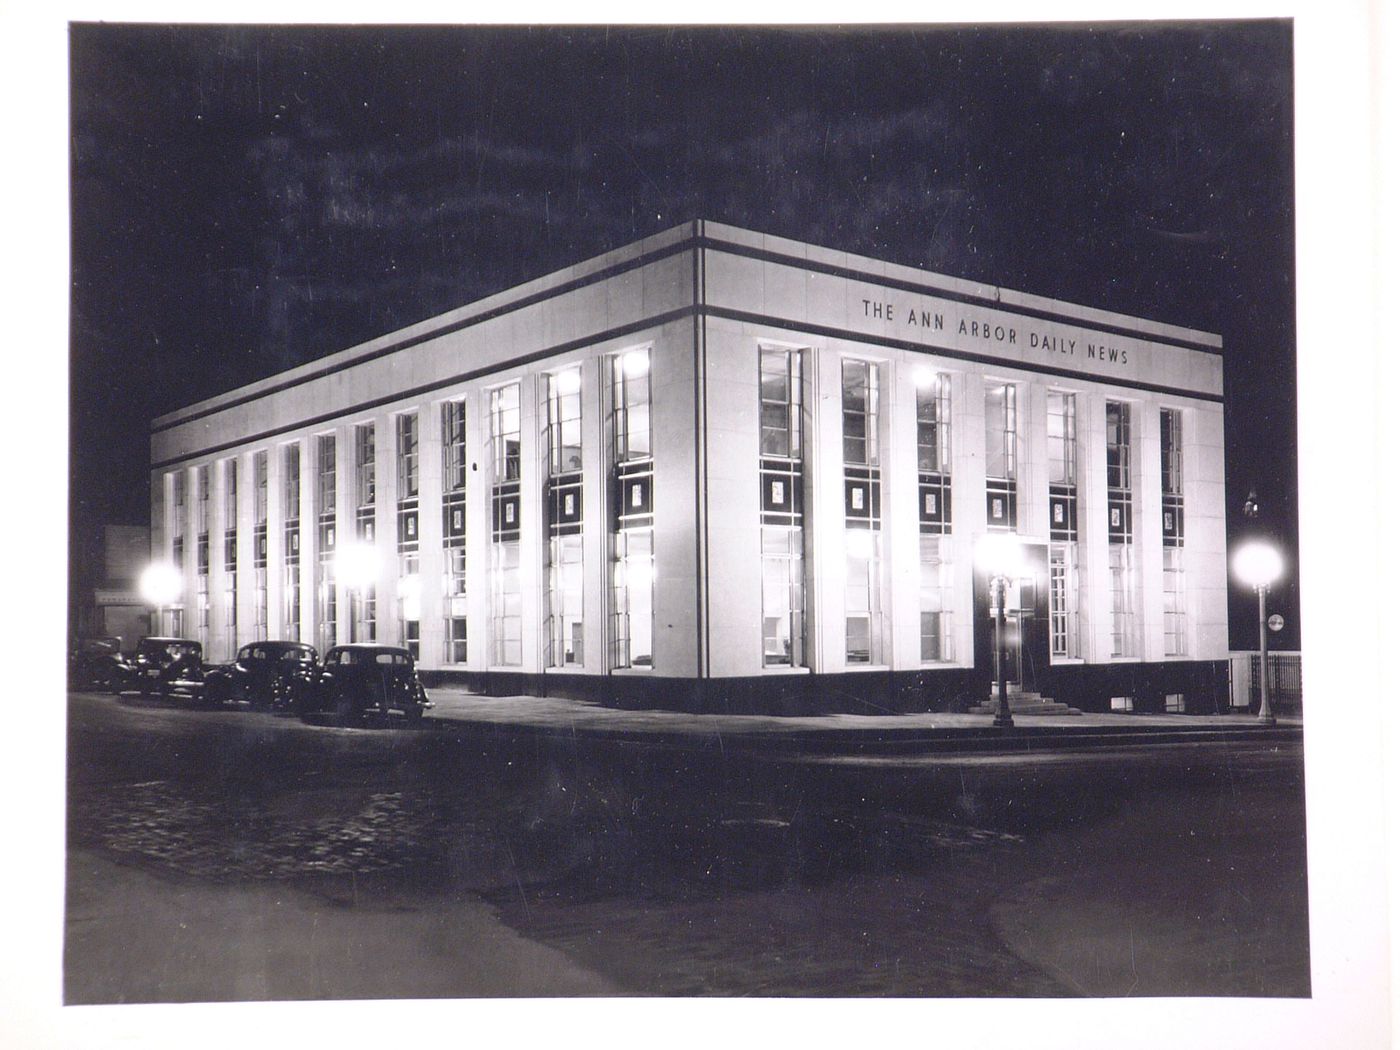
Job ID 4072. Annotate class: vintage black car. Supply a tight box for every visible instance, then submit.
[203,641,320,709]
[301,644,433,724]
[129,637,206,700]
[68,637,129,692]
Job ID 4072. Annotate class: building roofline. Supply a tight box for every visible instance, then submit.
[152,218,1222,434]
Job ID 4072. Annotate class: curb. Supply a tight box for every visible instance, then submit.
[419,714,1303,757]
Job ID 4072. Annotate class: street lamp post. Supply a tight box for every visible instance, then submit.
[1232,541,1284,725]
[976,533,1023,730]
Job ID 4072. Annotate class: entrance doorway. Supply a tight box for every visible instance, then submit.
[973,540,1050,694]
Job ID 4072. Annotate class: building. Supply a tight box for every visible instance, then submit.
[149,221,1228,714]
[72,524,151,648]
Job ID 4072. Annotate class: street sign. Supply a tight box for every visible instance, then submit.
[1268,614,1284,632]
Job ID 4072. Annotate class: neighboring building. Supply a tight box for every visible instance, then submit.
[73,524,151,647]
[149,221,1228,713]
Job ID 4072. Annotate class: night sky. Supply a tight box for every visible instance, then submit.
[68,21,1298,650]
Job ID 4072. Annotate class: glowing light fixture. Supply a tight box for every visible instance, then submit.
[554,367,582,396]
[1233,541,1284,590]
[621,349,650,379]
[139,562,183,607]
[334,540,379,591]
[1233,539,1284,725]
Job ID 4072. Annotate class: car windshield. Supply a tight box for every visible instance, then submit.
[281,649,314,663]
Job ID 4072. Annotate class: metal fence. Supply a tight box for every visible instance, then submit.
[1229,650,1303,712]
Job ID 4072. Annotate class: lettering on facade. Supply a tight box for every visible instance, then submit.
[957,318,1016,344]
[858,294,1135,371]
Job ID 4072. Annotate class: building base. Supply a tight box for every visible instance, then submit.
[420,660,1230,716]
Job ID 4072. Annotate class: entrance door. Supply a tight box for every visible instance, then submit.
[998,595,1024,688]
[973,541,1051,695]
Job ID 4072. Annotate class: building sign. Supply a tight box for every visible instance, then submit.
[859,295,1136,372]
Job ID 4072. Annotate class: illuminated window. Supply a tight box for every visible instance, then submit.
[396,413,419,657]
[1048,391,1081,659]
[760,347,806,668]
[1049,543,1079,659]
[985,382,1017,530]
[916,370,952,534]
[916,370,952,661]
[842,359,883,665]
[489,384,522,666]
[223,459,238,637]
[281,443,300,641]
[1161,408,1187,656]
[169,470,186,574]
[919,534,953,662]
[253,451,268,640]
[1107,401,1137,657]
[440,399,467,662]
[545,369,584,668]
[351,423,376,641]
[315,434,336,652]
[610,349,654,669]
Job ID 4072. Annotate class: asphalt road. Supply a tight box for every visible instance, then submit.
[65,689,1311,1001]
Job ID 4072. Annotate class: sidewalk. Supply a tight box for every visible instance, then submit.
[420,688,1303,754]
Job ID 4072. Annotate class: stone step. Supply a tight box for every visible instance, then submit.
[971,693,1083,716]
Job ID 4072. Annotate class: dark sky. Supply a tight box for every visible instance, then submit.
[68,21,1298,649]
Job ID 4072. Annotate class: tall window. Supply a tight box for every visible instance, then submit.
[170,470,186,573]
[545,368,584,668]
[167,470,187,637]
[610,349,654,669]
[760,347,806,667]
[196,465,211,642]
[1048,391,1080,658]
[842,359,883,665]
[489,384,522,666]
[315,434,336,652]
[351,422,376,641]
[281,443,300,641]
[985,382,1018,530]
[253,451,269,640]
[1161,408,1187,656]
[223,459,238,640]
[916,370,952,662]
[1106,401,1137,657]
[396,413,420,658]
[441,399,467,663]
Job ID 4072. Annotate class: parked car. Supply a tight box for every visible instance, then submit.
[203,641,320,709]
[68,637,129,692]
[129,637,206,700]
[301,644,433,724]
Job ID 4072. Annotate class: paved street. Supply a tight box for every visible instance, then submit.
[65,689,1310,1001]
